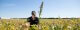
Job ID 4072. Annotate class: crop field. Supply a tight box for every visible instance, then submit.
[0,18,80,30]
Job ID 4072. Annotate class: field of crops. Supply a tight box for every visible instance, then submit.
[0,18,80,30]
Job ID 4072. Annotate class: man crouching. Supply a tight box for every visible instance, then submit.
[23,11,39,30]
[27,11,39,25]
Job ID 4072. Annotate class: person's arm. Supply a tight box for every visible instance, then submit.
[27,17,31,24]
[27,17,30,22]
[37,18,39,24]
[26,18,30,26]
[36,17,39,25]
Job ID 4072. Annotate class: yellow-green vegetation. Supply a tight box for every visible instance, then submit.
[0,18,80,30]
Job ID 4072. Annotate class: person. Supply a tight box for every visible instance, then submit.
[27,11,39,26]
[22,11,39,30]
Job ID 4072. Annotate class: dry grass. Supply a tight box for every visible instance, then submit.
[0,18,80,30]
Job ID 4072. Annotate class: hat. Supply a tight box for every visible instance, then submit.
[32,11,36,16]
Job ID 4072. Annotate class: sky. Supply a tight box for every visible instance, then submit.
[0,0,80,18]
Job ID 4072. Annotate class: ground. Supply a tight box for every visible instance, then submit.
[0,18,80,30]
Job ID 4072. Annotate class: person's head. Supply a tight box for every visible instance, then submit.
[31,11,36,17]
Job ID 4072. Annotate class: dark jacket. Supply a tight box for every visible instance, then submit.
[27,17,39,25]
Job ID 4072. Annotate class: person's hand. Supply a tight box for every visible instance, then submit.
[22,22,30,28]
[25,22,30,27]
